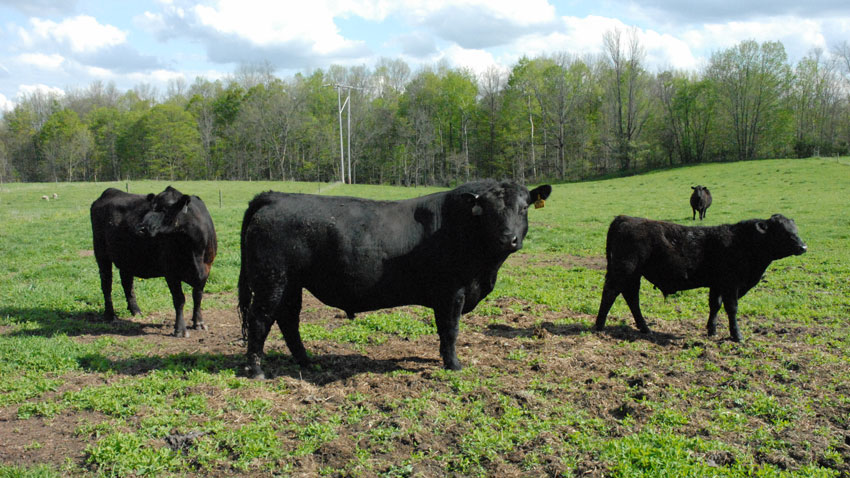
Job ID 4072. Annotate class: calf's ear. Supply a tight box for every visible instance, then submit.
[146,193,155,202]
[529,185,552,209]
[755,221,768,234]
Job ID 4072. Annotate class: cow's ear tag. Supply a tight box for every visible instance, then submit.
[534,195,545,209]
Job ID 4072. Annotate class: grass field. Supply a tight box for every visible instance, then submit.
[0,157,848,477]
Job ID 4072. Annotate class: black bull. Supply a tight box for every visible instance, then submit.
[238,180,552,379]
[90,186,217,336]
[594,214,807,341]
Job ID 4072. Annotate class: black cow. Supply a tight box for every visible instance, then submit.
[594,214,806,341]
[90,186,217,337]
[238,180,552,379]
[690,185,712,220]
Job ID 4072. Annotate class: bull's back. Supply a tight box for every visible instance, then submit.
[242,193,434,310]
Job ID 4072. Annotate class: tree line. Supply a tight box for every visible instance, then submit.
[2,32,849,186]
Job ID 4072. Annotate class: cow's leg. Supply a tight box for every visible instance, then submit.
[723,292,742,342]
[706,288,722,336]
[692,208,696,220]
[276,287,310,368]
[119,269,142,316]
[165,277,188,338]
[594,275,620,331]
[189,282,207,330]
[621,277,650,333]
[246,283,283,379]
[434,291,465,371]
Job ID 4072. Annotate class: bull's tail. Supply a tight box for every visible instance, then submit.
[238,192,276,343]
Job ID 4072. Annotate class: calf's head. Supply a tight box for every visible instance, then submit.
[137,186,193,237]
[754,214,808,259]
[462,182,552,255]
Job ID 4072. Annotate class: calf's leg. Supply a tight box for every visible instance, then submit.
[594,276,620,330]
[723,292,742,342]
[621,278,650,333]
[434,291,465,370]
[119,269,142,316]
[706,288,722,336]
[95,255,116,321]
[276,286,310,368]
[165,277,188,337]
[190,283,207,330]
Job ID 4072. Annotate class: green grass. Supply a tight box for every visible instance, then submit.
[1,158,849,476]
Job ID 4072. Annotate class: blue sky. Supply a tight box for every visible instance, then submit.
[1,0,849,110]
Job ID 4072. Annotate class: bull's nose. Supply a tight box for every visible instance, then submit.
[510,235,519,248]
[797,244,808,255]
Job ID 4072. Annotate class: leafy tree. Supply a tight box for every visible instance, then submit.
[37,109,92,181]
[708,40,792,161]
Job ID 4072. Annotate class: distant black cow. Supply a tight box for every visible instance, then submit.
[91,186,217,337]
[238,180,552,379]
[594,214,806,341]
[690,185,712,220]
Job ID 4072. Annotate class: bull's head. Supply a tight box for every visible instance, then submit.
[137,186,192,237]
[754,214,808,258]
[462,182,552,255]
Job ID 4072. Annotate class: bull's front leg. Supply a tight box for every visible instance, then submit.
[165,277,188,337]
[190,283,207,330]
[706,288,722,336]
[434,291,465,371]
[722,291,742,342]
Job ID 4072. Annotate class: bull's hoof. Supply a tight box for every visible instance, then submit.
[638,326,651,334]
[248,369,266,380]
[593,324,605,331]
[129,308,142,316]
[173,329,190,338]
[443,359,463,371]
[707,327,717,336]
[191,323,207,331]
[730,334,743,343]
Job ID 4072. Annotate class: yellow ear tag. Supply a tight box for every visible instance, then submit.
[534,196,545,209]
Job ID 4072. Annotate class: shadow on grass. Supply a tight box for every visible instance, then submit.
[484,321,681,345]
[0,307,153,338]
[75,350,438,385]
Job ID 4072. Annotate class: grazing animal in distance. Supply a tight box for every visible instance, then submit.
[239,180,552,379]
[41,195,49,201]
[90,186,217,337]
[52,193,58,199]
[594,214,807,341]
[690,185,712,220]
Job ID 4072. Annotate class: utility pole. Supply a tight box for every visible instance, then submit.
[326,83,360,184]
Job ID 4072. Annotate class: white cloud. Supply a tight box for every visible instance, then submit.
[683,16,828,61]
[16,53,65,70]
[127,69,186,84]
[17,84,66,99]
[191,0,355,54]
[440,45,499,75]
[26,15,127,53]
[0,93,13,112]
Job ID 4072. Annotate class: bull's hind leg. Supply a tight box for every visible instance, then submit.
[594,275,621,331]
[276,286,311,368]
[119,269,142,316]
[621,278,651,333]
[723,292,742,342]
[165,277,188,338]
[246,283,283,379]
[189,283,207,330]
[706,288,722,336]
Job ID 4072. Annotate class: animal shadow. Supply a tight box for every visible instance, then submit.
[0,307,151,338]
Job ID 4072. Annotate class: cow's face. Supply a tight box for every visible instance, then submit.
[756,214,807,258]
[137,186,191,237]
[465,182,551,255]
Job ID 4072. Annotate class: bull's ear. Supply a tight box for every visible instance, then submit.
[691,186,697,190]
[146,193,155,202]
[755,221,768,234]
[176,195,191,214]
[461,192,482,216]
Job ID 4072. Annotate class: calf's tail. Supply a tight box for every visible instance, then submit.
[238,193,274,343]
